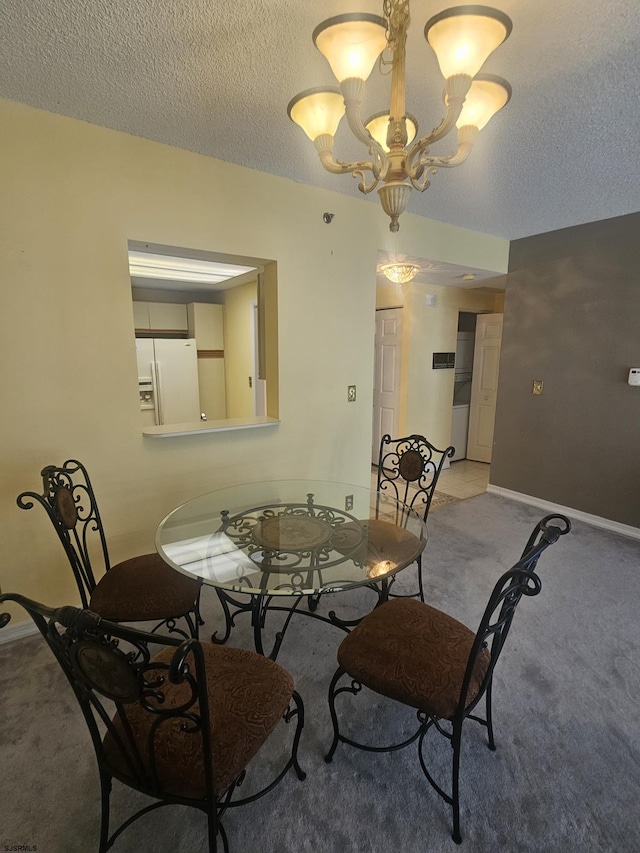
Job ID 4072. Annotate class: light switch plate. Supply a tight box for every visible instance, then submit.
[532,380,544,395]
[347,385,356,402]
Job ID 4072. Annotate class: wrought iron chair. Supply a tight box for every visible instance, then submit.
[376,433,455,600]
[17,459,202,638]
[0,594,305,853]
[325,513,571,843]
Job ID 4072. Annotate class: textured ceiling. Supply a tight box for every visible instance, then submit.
[1,0,639,240]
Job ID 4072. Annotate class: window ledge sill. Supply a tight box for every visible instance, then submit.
[142,416,280,438]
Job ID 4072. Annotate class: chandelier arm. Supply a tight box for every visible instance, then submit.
[410,169,434,192]
[319,152,378,178]
[341,78,388,179]
[352,170,380,194]
[313,134,378,180]
[414,125,479,170]
[406,74,471,175]
[407,110,457,170]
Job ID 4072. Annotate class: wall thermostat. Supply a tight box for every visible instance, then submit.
[629,368,640,386]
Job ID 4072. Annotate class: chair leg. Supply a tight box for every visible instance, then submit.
[451,722,463,844]
[324,667,346,763]
[98,773,112,853]
[206,814,217,853]
[192,588,205,639]
[485,676,496,751]
[289,690,307,781]
[207,811,228,853]
[387,555,424,601]
[184,609,199,640]
[417,553,425,602]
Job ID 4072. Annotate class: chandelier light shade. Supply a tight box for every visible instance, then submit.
[365,111,419,151]
[423,7,512,79]
[381,263,421,283]
[312,14,388,83]
[287,87,346,140]
[456,73,511,130]
[288,2,513,232]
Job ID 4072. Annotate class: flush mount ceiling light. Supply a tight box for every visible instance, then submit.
[128,251,256,284]
[380,262,421,283]
[288,3,512,232]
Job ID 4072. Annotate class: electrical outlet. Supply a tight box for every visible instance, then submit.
[345,494,354,511]
[532,380,544,395]
[347,385,356,402]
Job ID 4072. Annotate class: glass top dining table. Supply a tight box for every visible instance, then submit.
[155,479,427,657]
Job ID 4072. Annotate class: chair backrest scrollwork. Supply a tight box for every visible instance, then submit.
[377,434,456,524]
[17,459,111,608]
[456,513,572,721]
[0,593,211,799]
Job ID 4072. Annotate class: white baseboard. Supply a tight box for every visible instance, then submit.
[487,484,640,541]
[0,618,39,645]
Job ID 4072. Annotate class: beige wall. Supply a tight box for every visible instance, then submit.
[0,98,509,624]
[262,261,279,418]
[223,279,258,419]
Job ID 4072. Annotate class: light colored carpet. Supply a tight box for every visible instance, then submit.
[1,492,638,852]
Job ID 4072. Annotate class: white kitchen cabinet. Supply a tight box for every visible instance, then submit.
[133,301,151,329]
[133,301,188,332]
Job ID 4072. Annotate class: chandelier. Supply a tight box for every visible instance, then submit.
[288,2,512,232]
[380,262,420,283]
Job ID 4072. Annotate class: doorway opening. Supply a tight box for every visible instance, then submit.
[451,312,477,461]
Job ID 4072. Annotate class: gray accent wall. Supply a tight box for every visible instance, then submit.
[491,212,640,528]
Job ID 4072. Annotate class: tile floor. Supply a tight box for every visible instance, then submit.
[436,459,490,500]
[371,459,490,501]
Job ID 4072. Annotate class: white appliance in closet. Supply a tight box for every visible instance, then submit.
[451,332,475,461]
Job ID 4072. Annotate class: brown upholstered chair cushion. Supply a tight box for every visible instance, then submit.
[362,519,425,565]
[89,553,201,621]
[337,598,490,720]
[103,643,294,798]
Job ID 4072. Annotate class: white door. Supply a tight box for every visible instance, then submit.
[153,338,201,424]
[467,314,503,463]
[372,308,402,465]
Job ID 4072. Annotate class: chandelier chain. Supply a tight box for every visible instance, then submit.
[380,0,410,79]
[383,0,411,48]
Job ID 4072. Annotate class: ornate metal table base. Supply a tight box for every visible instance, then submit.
[212,495,391,658]
[211,581,389,660]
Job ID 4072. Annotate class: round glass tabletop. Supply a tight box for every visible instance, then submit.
[155,479,427,597]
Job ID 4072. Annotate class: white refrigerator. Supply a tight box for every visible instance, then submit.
[136,338,201,426]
